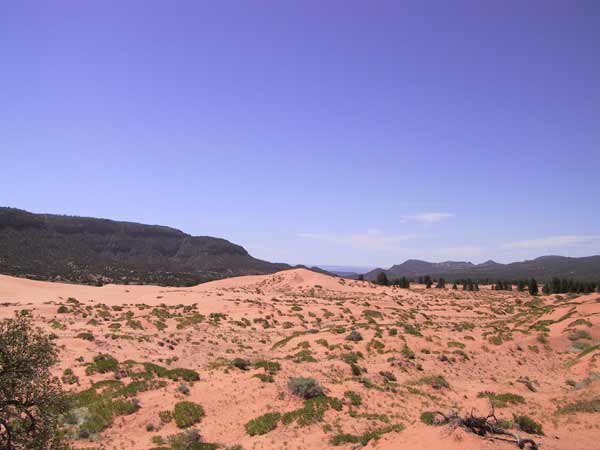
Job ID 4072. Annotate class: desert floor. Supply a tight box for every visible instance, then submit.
[0,268,598,450]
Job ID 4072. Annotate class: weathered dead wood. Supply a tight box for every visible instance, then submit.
[430,408,539,450]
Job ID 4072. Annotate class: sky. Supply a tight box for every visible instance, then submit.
[2,1,599,268]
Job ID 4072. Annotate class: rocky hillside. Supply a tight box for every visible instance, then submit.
[0,207,289,285]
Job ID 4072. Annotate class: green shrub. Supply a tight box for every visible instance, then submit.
[288,377,324,399]
[330,424,404,446]
[173,401,204,428]
[231,358,251,371]
[159,410,173,423]
[344,391,362,406]
[417,375,449,389]
[62,368,79,385]
[557,398,600,414]
[513,414,544,435]
[477,391,525,408]
[77,332,94,341]
[379,371,396,382]
[245,412,281,436]
[254,360,281,374]
[86,354,119,375]
[282,396,342,427]
[420,411,437,425]
[568,329,591,341]
[345,330,363,342]
[168,368,200,382]
[253,374,274,383]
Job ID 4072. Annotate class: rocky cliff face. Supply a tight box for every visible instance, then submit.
[0,207,289,285]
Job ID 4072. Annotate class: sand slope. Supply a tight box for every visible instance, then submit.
[1,269,599,450]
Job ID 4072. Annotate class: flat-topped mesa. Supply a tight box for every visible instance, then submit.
[0,207,289,285]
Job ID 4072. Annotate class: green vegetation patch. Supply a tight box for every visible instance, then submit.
[282,396,343,427]
[173,401,204,428]
[477,391,525,408]
[513,414,544,435]
[245,412,281,436]
[557,398,600,415]
[330,424,404,446]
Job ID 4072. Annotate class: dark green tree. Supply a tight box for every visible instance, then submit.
[401,277,410,289]
[528,278,539,295]
[542,282,550,295]
[376,272,389,286]
[0,313,67,450]
[424,275,432,289]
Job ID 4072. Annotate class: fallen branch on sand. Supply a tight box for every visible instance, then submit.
[429,408,539,450]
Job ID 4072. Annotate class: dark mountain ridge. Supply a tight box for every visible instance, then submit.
[364,255,600,282]
[0,207,291,285]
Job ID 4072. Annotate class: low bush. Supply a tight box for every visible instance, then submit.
[245,412,281,436]
[173,401,204,428]
[288,377,325,399]
[513,414,544,435]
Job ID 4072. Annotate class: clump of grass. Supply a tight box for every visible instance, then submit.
[330,424,404,446]
[231,358,251,370]
[477,391,525,408]
[447,341,465,349]
[363,310,383,321]
[254,360,281,374]
[290,349,317,363]
[173,401,204,428]
[420,411,440,425]
[568,329,591,341]
[556,398,600,414]
[282,396,343,427]
[345,330,363,342]
[76,332,95,341]
[401,323,422,336]
[379,371,396,382]
[416,375,449,390]
[68,382,141,435]
[62,368,79,385]
[167,429,217,450]
[489,335,503,345]
[344,391,362,406]
[86,354,119,375]
[288,377,325,399]
[253,373,274,383]
[245,412,281,436]
[159,410,173,423]
[49,319,66,330]
[513,414,544,435]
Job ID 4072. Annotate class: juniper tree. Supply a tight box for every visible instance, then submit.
[376,272,389,286]
[542,282,551,295]
[0,313,67,450]
[425,275,432,289]
[528,278,539,295]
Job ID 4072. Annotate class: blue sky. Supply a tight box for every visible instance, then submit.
[2,1,599,267]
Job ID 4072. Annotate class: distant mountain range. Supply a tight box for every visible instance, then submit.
[0,207,295,286]
[364,256,600,282]
[315,265,376,278]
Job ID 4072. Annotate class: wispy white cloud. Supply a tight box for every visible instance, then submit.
[502,235,600,250]
[299,229,420,251]
[401,212,453,224]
